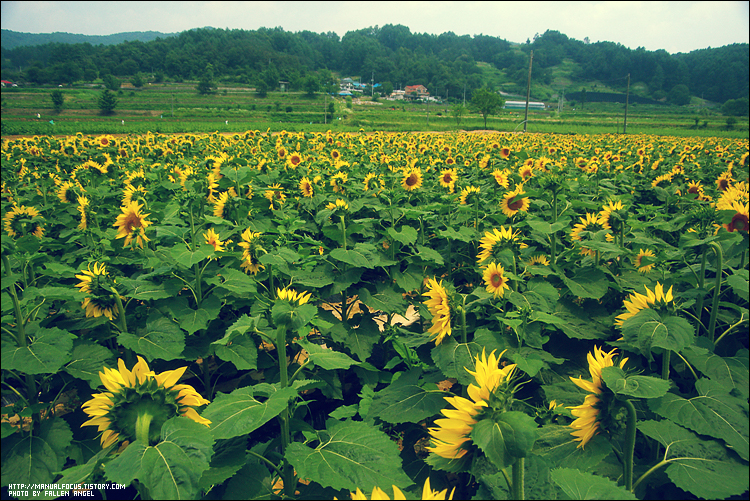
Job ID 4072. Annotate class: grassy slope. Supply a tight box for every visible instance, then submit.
[1,58,747,137]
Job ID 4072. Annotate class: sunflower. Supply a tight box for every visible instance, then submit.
[75,262,118,320]
[331,171,348,193]
[465,348,517,406]
[499,147,511,159]
[331,149,341,161]
[634,248,656,273]
[401,168,423,191]
[276,287,312,305]
[716,171,733,191]
[238,229,266,275]
[299,177,314,198]
[326,198,349,212]
[527,254,550,267]
[482,262,510,298]
[476,226,522,264]
[599,200,625,232]
[614,282,674,327]
[685,180,704,199]
[423,278,453,345]
[264,183,287,210]
[651,173,673,188]
[81,357,210,448]
[426,394,482,461]
[122,184,147,207]
[203,228,229,252]
[439,168,457,192]
[518,162,535,181]
[363,172,383,194]
[76,195,90,231]
[568,346,628,449]
[287,152,303,169]
[458,186,480,205]
[212,191,231,218]
[722,200,749,233]
[342,478,454,500]
[3,204,45,238]
[501,186,530,218]
[277,146,287,159]
[491,169,510,188]
[113,201,152,249]
[57,180,78,203]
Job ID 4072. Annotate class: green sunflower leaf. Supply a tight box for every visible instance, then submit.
[366,368,448,424]
[285,420,413,492]
[64,342,115,388]
[106,417,214,500]
[431,341,483,385]
[1,326,74,374]
[621,309,695,361]
[648,378,749,461]
[118,312,185,362]
[1,417,73,490]
[550,467,637,500]
[330,245,378,269]
[386,225,418,245]
[600,366,670,399]
[296,338,359,370]
[682,347,749,399]
[560,267,609,300]
[638,419,749,499]
[202,386,299,440]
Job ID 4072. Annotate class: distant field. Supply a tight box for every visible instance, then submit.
[1,82,747,137]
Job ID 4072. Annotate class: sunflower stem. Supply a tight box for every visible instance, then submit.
[113,291,128,335]
[274,324,295,497]
[632,459,669,493]
[459,302,467,345]
[135,410,154,444]
[3,255,38,415]
[551,190,558,264]
[622,399,637,492]
[694,244,708,331]
[707,242,723,343]
[512,254,518,293]
[511,457,525,500]
[661,350,671,380]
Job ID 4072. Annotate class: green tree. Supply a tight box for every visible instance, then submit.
[197,63,216,95]
[103,74,120,91]
[382,81,394,97]
[327,101,335,120]
[131,73,144,88]
[580,88,587,109]
[50,90,64,113]
[98,89,118,115]
[451,103,466,127]
[471,87,504,129]
[255,80,268,98]
[667,84,691,106]
[722,98,749,116]
[304,75,319,97]
[725,116,737,130]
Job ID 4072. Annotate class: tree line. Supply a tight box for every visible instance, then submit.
[1,26,747,105]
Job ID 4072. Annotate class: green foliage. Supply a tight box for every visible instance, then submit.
[49,90,64,112]
[97,89,118,114]
[667,84,691,106]
[1,129,747,500]
[471,87,504,128]
[722,97,749,116]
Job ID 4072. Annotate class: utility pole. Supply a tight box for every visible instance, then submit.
[523,50,534,133]
[623,73,630,134]
[463,83,466,107]
[324,94,327,125]
[371,71,374,98]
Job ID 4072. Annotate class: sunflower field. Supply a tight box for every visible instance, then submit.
[1,130,748,500]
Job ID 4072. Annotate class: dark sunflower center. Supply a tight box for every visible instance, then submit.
[491,273,503,287]
[508,198,524,210]
[406,174,418,186]
[729,213,749,232]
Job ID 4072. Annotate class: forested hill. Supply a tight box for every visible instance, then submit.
[1,26,747,104]
[1,29,179,49]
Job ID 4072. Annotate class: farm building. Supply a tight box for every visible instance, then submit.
[404,85,429,100]
[504,100,546,110]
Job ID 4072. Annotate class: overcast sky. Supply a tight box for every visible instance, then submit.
[2,1,749,54]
